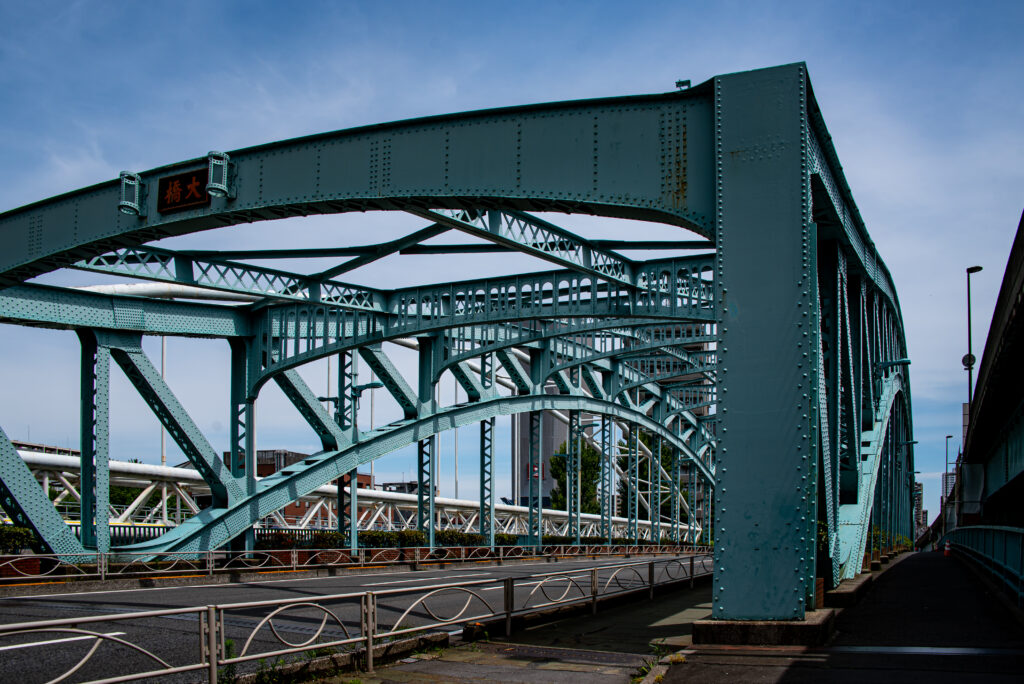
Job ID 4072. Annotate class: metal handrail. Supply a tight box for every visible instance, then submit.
[0,553,714,683]
[941,525,1023,607]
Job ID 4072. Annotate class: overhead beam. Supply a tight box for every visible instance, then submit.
[0,283,248,337]
[312,223,451,279]
[407,208,637,288]
[73,245,385,311]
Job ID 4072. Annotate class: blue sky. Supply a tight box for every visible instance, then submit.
[1,1,1022,521]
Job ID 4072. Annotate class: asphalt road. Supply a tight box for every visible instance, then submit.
[0,553,712,683]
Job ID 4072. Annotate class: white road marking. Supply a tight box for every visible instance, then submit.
[362,572,489,587]
[0,632,126,652]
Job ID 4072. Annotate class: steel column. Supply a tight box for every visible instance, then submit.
[599,415,612,543]
[567,410,580,544]
[527,411,543,547]
[417,437,436,549]
[627,424,638,543]
[78,331,110,552]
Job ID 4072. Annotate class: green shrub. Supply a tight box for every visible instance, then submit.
[434,530,484,547]
[308,531,347,549]
[541,535,572,545]
[0,526,34,554]
[396,529,427,547]
[359,530,399,548]
[494,533,519,546]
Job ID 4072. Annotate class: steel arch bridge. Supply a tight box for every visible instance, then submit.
[0,63,913,621]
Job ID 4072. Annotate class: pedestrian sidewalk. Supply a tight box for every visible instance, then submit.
[662,551,1024,683]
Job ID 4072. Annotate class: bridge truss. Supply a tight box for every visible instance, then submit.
[0,63,913,620]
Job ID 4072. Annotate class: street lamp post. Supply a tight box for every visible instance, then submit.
[964,265,983,411]
[943,434,954,535]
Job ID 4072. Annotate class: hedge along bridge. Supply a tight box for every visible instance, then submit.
[0,63,913,621]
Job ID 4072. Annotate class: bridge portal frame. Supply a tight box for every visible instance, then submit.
[0,63,913,621]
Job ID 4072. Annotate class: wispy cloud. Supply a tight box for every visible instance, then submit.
[1,0,1022,518]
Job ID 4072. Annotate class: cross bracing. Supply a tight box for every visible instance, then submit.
[0,63,914,622]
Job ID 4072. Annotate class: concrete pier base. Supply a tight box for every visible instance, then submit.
[692,609,835,646]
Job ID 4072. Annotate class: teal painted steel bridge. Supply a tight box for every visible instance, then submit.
[0,63,914,621]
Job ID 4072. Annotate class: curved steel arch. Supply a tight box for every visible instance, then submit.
[123,393,708,554]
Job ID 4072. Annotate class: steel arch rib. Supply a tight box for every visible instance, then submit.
[837,372,904,579]
[120,393,711,554]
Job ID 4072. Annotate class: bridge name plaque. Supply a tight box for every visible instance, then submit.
[157,167,211,214]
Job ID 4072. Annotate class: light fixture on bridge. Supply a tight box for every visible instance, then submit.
[206,151,236,199]
[874,358,911,378]
[675,80,691,90]
[965,265,983,411]
[117,171,145,217]
[353,381,385,398]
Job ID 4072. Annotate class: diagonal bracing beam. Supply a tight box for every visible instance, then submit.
[357,344,419,418]
[0,426,86,555]
[313,223,451,279]
[407,208,636,288]
[99,332,245,506]
[274,369,350,450]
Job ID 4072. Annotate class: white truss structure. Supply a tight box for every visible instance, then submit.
[18,451,701,542]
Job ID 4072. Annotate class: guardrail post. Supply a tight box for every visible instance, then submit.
[498,545,503,565]
[291,548,297,570]
[363,592,376,673]
[207,551,214,576]
[689,555,695,588]
[648,561,655,600]
[504,577,515,637]
[206,605,218,683]
[99,553,106,581]
[591,567,598,615]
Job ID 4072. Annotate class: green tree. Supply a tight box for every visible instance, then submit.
[549,439,602,514]
[616,431,680,522]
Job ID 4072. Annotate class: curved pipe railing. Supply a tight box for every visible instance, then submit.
[0,552,714,683]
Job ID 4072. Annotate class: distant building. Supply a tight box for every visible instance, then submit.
[943,472,956,500]
[510,387,569,508]
[11,439,79,457]
[380,481,429,495]
[913,481,924,527]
